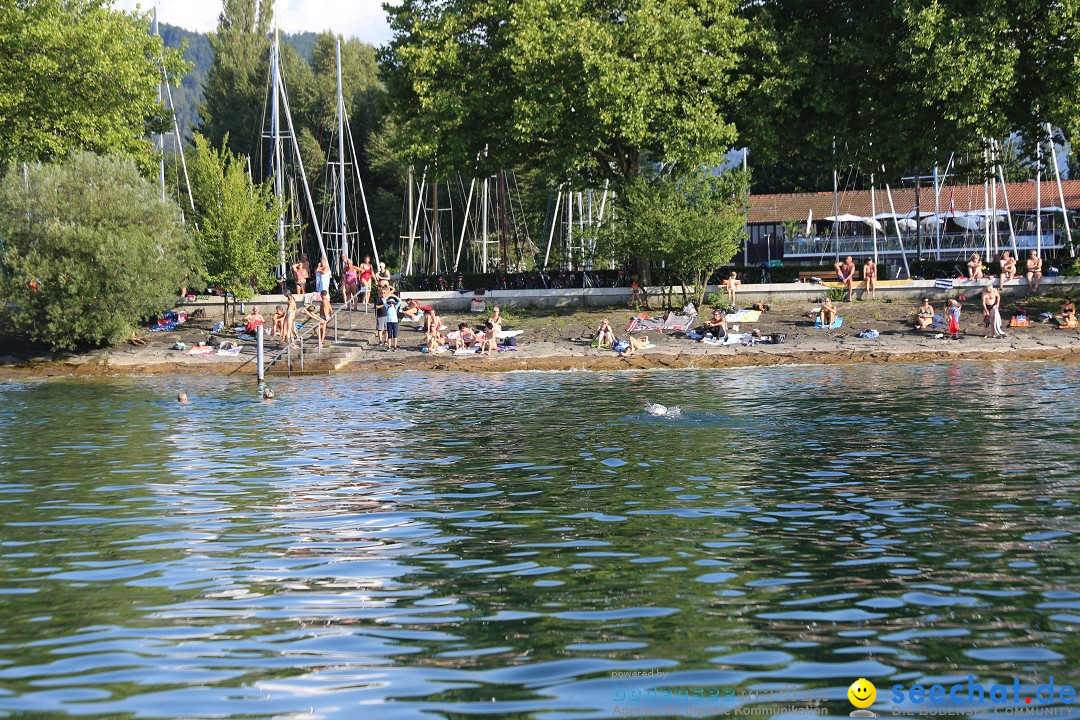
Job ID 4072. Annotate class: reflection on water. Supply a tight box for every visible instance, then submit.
[0,363,1078,719]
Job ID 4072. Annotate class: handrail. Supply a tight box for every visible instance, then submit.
[263,296,360,377]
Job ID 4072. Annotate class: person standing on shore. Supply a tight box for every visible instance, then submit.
[385,295,400,351]
[283,292,298,346]
[423,307,445,352]
[358,256,374,311]
[945,298,962,336]
[342,258,359,309]
[292,254,310,296]
[723,271,741,306]
[835,256,856,301]
[982,286,1005,339]
[374,282,388,345]
[863,257,877,299]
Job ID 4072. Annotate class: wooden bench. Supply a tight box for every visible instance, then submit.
[798,270,861,283]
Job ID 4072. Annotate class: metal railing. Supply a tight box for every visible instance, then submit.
[784,231,1068,260]
[263,296,367,377]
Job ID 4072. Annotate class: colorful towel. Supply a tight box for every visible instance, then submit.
[934,278,955,289]
[814,317,844,329]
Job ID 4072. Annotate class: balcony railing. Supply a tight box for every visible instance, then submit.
[784,231,1067,259]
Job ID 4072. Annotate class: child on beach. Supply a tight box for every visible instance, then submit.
[945,298,961,336]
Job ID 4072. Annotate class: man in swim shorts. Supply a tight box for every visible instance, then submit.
[982,285,1005,338]
[834,256,856,301]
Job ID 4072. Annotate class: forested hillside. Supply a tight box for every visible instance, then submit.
[157,23,318,141]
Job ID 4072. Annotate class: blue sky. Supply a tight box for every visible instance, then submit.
[113,0,393,46]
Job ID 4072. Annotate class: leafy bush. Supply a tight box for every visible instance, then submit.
[0,152,191,350]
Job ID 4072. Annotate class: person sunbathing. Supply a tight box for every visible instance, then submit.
[1060,297,1077,329]
[400,298,423,321]
[999,250,1016,286]
[620,334,650,357]
[490,306,503,327]
[1027,251,1043,294]
[271,305,286,338]
[819,298,837,328]
[243,307,265,334]
[423,308,445,352]
[915,297,934,330]
[596,319,616,348]
[967,252,984,280]
[479,321,498,355]
[698,309,728,341]
[455,322,477,350]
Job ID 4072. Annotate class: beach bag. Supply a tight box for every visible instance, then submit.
[1010,311,1029,328]
[502,335,517,347]
[771,332,786,344]
[612,339,630,353]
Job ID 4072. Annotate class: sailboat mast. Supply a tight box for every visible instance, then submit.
[271,30,286,280]
[1037,139,1043,259]
[153,8,165,202]
[335,38,347,272]
[482,176,489,273]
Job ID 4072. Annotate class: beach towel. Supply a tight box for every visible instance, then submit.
[814,317,844,329]
[857,329,880,339]
[497,345,518,351]
[216,346,243,357]
[151,322,178,332]
[725,309,762,323]
[186,345,215,356]
[934,278,955,289]
[496,329,524,339]
[453,348,479,356]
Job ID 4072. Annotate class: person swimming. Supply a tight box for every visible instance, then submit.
[645,402,681,419]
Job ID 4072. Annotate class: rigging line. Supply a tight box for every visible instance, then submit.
[254,58,272,169]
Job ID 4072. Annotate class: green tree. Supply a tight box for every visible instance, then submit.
[0,0,188,171]
[201,0,274,159]
[380,0,749,183]
[0,153,191,350]
[605,167,748,307]
[739,0,1080,193]
[187,134,280,302]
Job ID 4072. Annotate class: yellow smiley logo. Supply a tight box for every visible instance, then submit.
[848,678,876,709]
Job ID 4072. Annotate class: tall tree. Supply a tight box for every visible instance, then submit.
[0,153,191,350]
[604,167,748,307]
[738,0,1080,193]
[187,134,280,302]
[0,0,187,171]
[380,0,749,183]
[201,0,274,159]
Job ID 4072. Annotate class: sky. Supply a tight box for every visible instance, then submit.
[113,0,393,46]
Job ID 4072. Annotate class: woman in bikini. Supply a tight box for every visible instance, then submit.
[596,319,616,348]
[455,322,477,350]
[342,259,359,309]
[1060,297,1077,329]
[863,257,877,299]
[292,254,310,296]
[358,256,374,310]
[375,262,391,287]
[479,321,498,355]
[915,297,934,330]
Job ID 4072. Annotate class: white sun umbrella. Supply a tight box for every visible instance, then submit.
[920,215,944,226]
[895,218,918,231]
[824,213,866,223]
[953,215,982,231]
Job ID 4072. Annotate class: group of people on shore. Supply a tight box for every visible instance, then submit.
[911,291,1076,338]
[291,253,391,312]
[965,249,1045,293]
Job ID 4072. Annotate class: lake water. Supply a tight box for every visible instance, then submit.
[0,362,1078,719]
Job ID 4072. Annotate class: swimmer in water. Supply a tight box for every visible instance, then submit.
[645,402,681,419]
[177,392,190,404]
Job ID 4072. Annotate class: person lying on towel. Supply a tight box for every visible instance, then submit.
[698,308,728,342]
